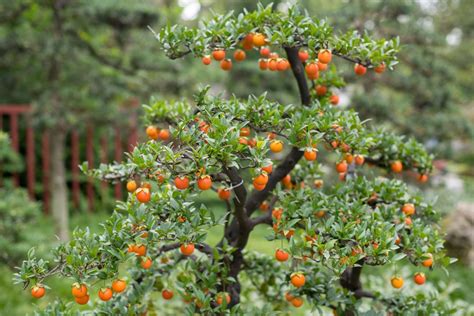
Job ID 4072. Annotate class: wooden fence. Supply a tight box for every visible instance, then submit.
[0,104,139,213]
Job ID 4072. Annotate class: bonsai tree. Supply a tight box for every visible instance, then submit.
[16,4,455,315]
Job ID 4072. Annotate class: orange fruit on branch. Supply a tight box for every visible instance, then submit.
[354,63,367,76]
[233,49,246,62]
[270,140,283,153]
[391,160,403,173]
[31,284,46,299]
[258,58,268,70]
[335,161,348,173]
[220,59,233,71]
[112,279,126,293]
[252,33,266,47]
[318,49,332,64]
[291,297,304,308]
[391,276,404,289]
[201,55,212,65]
[401,203,415,216]
[290,273,305,288]
[317,61,328,71]
[315,85,327,96]
[197,175,212,190]
[146,126,159,140]
[298,49,309,62]
[126,180,137,192]
[275,249,289,262]
[216,292,231,305]
[413,272,426,285]
[240,127,251,137]
[72,283,88,298]
[217,188,231,200]
[212,49,226,61]
[374,63,386,74]
[98,287,113,301]
[75,294,90,305]
[180,243,195,256]
[140,257,153,269]
[174,176,190,190]
[330,94,339,105]
[162,289,174,300]
[136,188,151,203]
[260,47,271,57]
[304,148,317,161]
[422,253,433,267]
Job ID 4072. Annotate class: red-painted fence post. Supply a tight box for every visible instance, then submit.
[114,126,123,200]
[71,131,80,209]
[42,131,51,214]
[10,113,19,186]
[100,134,108,189]
[26,117,35,198]
[86,126,94,212]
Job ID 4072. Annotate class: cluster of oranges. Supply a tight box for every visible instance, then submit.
[146,126,170,141]
[282,273,306,308]
[32,279,127,304]
[126,242,196,271]
[391,254,433,289]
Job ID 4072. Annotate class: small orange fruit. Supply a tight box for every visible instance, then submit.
[136,188,151,203]
[401,203,415,216]
[212,49,226,61]
[290,273,305,288]
[275,249,289,262]
[355,154,365,165]
[413,272,426,285]
[98,287,113,301]
[391,276,404,289]
[252,33,266,47]
[146,126,159,140]
[291,297,304,308]
[201,55,212,65]
[317,61,328,71]
[126,180,137,192]
[72,283,88,298]
[270,140,283,153]
[336,161,348,173]
[31,284,46,299]
[260,47,271,57]
[220,59,232,71]
[180,243,195,256]
[158,129,170,141]
[233,49,246,62]
[304,149,317,161]
[197,175,212,190]
[240,127,251,137]
[298,50,309,62]
[318,49,332,64]
[254,173,269,185]
[112,279,126,293]
[315,85,327,96]
[422,253,433,267]
[140,257,152,269]
[305,62,318,77]
[330,94,339,105]
[174,176,190,190]
[262,164,273,174]
[216,292,231,305]
[258,58,268,70]
[391,160,403,173]
[354,63,367,76]
[217,188,231,200]
[374,63,386,74]
[75,294,90,305]
[162,289,174,300]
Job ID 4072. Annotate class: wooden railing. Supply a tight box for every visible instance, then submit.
[0,104,139,213]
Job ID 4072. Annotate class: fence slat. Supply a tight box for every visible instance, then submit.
[42,131,50,214]
[86,126,94,212]
[114,126,123,200]
[26,118,35,198]
[71,131,80,209]
[100,135,108,189]
[10,113,20,186]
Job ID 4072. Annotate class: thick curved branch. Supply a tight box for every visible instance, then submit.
[222,166,250,231]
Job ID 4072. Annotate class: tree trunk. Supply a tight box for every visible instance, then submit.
[50,131,69,241]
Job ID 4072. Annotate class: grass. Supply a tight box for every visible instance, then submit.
[1,191,473,315]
